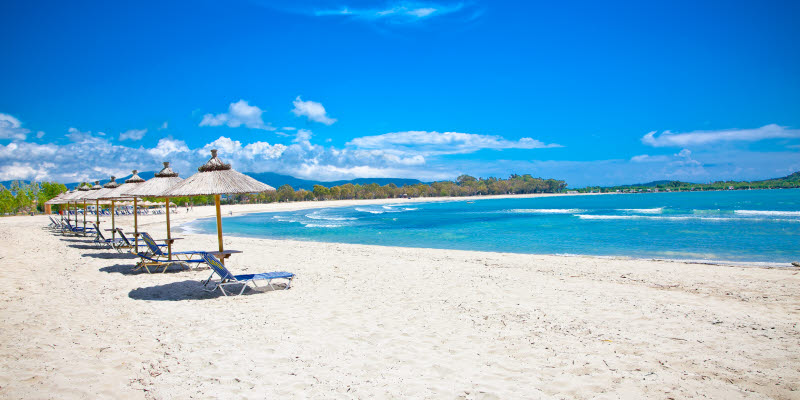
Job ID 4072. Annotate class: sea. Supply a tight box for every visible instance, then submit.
[186,189,800,265]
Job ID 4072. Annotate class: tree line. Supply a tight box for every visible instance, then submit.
[0,181,67,215]
[167,174,567,206]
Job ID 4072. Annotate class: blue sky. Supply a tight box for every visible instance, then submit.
[1,0,799,187]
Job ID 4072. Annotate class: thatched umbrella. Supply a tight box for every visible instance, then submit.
[97,177,122,240]
[44,190,69,214]
[47,190,78,221]
[126,162,183,259]
[100,171,146,248]
[76,183,94,233]
[83,179,114,230]
[164,149,275,264]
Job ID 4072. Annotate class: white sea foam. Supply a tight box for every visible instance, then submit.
[507,208,585,214]
[576,214,725,221]
[303,223,341,228]
[575,214,800,222]
[306,211,357,221]
[619,208,663,214]
[734,210,800,217]
[355,207,384,214]
[272,215,299,223]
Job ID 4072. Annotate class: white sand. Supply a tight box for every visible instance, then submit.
[1,196,798,399]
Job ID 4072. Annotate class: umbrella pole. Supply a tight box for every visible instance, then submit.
[74,201,78,228]
[165,198,172,260]
[215,194,224,265]
[83,200,87,235]
[134,197,138,252]
[96,199,100,228]
[111,200,116,240]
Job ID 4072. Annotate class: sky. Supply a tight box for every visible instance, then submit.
[1,0,799,187]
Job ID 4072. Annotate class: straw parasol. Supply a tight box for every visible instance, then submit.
[164,149,275,263]
[46,190,78,220]
[97,177,122,240]
[101,172,146,246]
[71,183,93,233]
[82,181,106,229]
[126,162,184,259]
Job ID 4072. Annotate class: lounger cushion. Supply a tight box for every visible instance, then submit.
[235,271,294,281]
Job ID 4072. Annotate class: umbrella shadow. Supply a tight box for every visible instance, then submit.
[82,252,137,260]
[99,263,188,275]
[128,280,286,301]
[68,244,103,250]
[59,238,93,243]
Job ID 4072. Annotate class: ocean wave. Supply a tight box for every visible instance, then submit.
[619,208,663,214]
[355,207,384,214]
[303,223,342,228]
[576,214,800,223]
[507,208,585,214]
[734,210,800,217]
[305,211,357,221]
[576,214,726,221]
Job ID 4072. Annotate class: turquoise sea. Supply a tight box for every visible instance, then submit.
[188,189,800,264]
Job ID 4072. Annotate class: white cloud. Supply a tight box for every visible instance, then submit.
[314,2,468,23]
[631,154,670,163]
[159,121,168,130]
[0,113,30,141]
[282,126,296,131]
[293,129,313,144]
[36,131,45,139]
[348,130,561,156]
[291,96,337,125]
[200,100,275,130]
[66,127,100,143]
[148,138,190,159]
[642,124,800,147]
[119,128,147,141]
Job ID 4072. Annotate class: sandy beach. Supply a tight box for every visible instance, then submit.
[1,195,798,399]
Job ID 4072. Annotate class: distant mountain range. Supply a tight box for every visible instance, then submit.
[1,171,423,191]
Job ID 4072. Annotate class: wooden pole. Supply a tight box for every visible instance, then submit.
[165,198,172,260]
[111,200,116,240]
[74,201,78,228]
[133,197,138,252]
[95,199,100,228]
[82,199,87,235]
[215,194,224,265]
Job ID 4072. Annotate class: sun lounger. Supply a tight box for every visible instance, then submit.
[92,223,125,249]
[133,232,204,273]
[63,220,95,236]
[47,216,61,230]
[201,252,294,296]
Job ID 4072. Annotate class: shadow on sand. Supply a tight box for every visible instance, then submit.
[100,263,188,275]
[82,252,138,260]
[128,280,285,301]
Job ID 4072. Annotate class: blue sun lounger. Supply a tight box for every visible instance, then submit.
[201,252,294,296]
[63,220,95,236]
[92,223,125,249]
[134,232,204,273]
